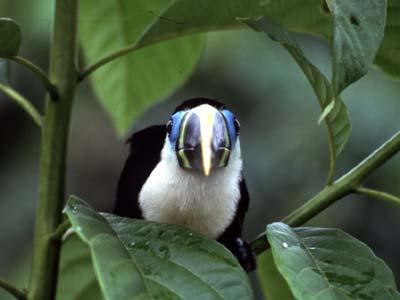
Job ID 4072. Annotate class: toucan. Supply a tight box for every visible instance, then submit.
[114,98,256,272]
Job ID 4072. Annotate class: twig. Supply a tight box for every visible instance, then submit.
[354,186,400,206]
[50,219,71,242]
[250,130,400,255]
[0,84,43,127]
[0,278,26,300]
[9,56,58,100]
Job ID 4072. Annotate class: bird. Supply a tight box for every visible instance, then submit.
[114,98,256,272]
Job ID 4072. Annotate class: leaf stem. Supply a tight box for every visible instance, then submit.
[354,186,400,206]
[78,42,146,82]
[0,278,26,300]
[28,1,78,299]
[250,130,400,255]
[50,219,71,242]
[9,56,58,100]
[0,83,42,127]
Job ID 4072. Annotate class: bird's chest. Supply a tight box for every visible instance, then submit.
[138,161,240,239]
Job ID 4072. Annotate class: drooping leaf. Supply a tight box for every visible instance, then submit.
[246,17,350,158]
[79,0,205,136]
[257,251,294,300]
[328,0,387,95]
[135,0,398,80]
[0,18,21,57]
[267,222,400,300]
[61,196,253,300]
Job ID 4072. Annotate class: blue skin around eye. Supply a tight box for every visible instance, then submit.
[221,109,239,147]
[168,111,185,146]
[168,109,239,149]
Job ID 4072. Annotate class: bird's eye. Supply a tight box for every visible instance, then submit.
[234,118,240,135]
[166,120,173,134]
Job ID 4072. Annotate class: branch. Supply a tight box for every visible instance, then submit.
[0,84,43,127]
[0,278,26,300]
[9,56,58,100]
[250,130,400,255]
[354,186,400,206]
[78,42,146,82]
[50,219,71,242]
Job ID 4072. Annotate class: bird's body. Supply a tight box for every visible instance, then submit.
[114,98,255,271]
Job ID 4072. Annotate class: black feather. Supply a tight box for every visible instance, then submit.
[114,125,166,218]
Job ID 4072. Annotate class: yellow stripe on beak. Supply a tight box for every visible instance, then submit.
[200,109,215,176]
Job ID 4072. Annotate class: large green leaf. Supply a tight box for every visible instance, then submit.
[246,17,350,158]
[61,196,253,300]
[136,0,397,80]
[267,222,400,300]
[328,0,387,95]
[79,0,205,136]
[57,234,103,300]
[257,251,294,300]
[0,18,21,57]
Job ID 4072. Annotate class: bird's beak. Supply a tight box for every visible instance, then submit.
[176,105,231,176]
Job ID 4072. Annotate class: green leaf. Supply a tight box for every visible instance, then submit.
[135,0,398,80]
[246,17,350,158]
[328,0,387,95]
[375,0,400,79]
[79,1,205,136]
[61,196,253,300]
[0,18,21,57]
[257,251,294,300]
[0,59,10,84]
[57,234,103,300]
[267,222,400,300]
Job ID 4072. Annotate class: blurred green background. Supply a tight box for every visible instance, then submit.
[1,1,399,299]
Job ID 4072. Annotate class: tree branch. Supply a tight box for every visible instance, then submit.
[0,83,43,127]
[250,130,400,255]
[354,186,400,206]
[0,278,26,300]
[9,56,58,100]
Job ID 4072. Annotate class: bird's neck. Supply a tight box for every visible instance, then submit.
[138,138,243,238]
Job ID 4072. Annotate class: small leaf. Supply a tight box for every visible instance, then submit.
[257,251,294,300]
[79,0,205,136]
[328,0,387,95]
[62,196,253,300]
[246,17,350,157]
[267,222,400,300]
[0,18,21,57]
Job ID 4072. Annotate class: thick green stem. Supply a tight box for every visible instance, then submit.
[28,1,78,300]
[0,278,26,300]
[250,130,400,254]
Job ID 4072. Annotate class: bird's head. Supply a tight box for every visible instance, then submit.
[166,98,241,176]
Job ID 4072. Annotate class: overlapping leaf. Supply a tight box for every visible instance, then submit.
[267,222,400,300]
[79,0,205,135]
[136,0,393,80]
[246,17,350,157]
[59,196,253,300]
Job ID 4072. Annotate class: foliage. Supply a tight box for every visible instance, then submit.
[58,196,252,300]
[0,1,399,300]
